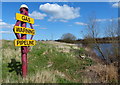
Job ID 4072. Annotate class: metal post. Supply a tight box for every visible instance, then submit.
[14,8,28,77]
[20,8,28,77]
[13,4,35,78]
[21,22,27,77]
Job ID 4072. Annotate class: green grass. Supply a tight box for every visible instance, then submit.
[2,40,95,83]
[2,40,20,50]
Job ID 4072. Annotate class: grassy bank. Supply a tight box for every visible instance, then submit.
[1,40,118,83]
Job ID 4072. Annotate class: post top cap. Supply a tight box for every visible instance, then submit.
[20,4,28,10]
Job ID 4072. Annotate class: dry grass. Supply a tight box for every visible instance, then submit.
[81,76,93,83]
[105,64,118,83]
[2,48,21,63]
[44,41,79,53]
[23,70,57,83]
[2,70,57,83]
[2,68,71,83]
[84,63,118,83]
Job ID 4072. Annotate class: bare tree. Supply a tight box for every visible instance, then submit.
[105,18,118,38]
[85,13,106,60]
[105,18,119,63]
[86,14,99,39]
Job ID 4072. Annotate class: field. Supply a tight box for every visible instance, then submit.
[1,40,118,83]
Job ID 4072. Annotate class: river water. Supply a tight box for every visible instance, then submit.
[93,43,118,60]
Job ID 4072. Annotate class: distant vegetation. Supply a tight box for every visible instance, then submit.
[56,36,120,44]
[61,33,76,41]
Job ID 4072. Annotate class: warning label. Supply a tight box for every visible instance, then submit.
[16,13,34,24]
[14,26,35,35]
[14,39,36,46]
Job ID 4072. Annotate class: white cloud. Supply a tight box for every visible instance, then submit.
[59,20,68,22]
[112,2,119,8]
[95,18,119,22]
[109,0,120,2]
[29,11,47,20]
[39,3,80,21]
[95,19,109,22]
[0,20,13,29]
[75,22,87,26]
[0,31,12,34]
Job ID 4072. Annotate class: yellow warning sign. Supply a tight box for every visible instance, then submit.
[14,26,35,35]
[16,13,34,24]
[14,39,36,46]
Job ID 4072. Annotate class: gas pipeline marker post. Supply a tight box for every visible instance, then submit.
[13,4,35,77]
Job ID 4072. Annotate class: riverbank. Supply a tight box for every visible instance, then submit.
[1,40,118,83]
